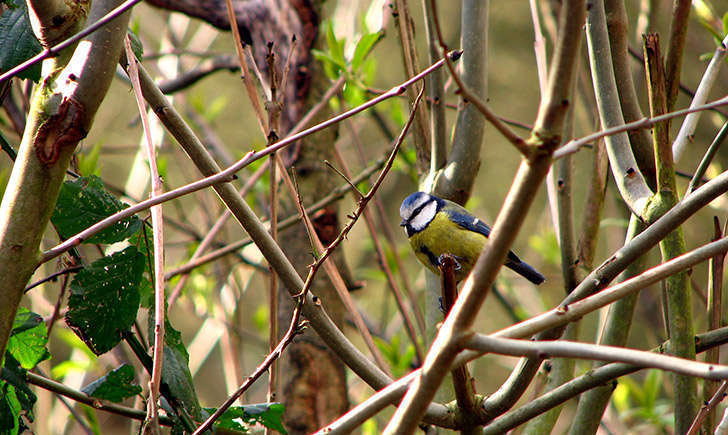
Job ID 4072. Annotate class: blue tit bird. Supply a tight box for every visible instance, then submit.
[399,192,545,284]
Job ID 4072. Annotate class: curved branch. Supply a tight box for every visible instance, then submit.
[585,0,652,217]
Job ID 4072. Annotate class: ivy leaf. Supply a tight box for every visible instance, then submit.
[81,364,142,402]
[203,403,287,434]
[52,176,142,245]
[65,247,145,355]
[0,2,42,82]
[8,307,50,369]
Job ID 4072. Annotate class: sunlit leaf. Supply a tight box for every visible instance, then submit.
[8,307,50,369]
[0,354,36,434]
[352,31,382,71]
[204,403,287,434]
[52,176,142,245]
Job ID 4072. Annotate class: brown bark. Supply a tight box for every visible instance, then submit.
[143,1,350,432]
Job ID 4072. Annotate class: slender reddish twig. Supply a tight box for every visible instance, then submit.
[125,37,166,431]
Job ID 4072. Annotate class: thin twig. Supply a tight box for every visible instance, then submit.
[686,120,728,195]
[24,265,83,293]
[45,270,73,337]
[465,335,728,381]
[167,161,270,307]
[164,157,388,280]
[343,107,426,337]
[125,37,166,432]
[701,216,727,433]
[223,0,267,134]
[20,370,175,426]
[324,160,364,199]
[0,0,143,84]
[279,154,392,373]
[43,53,456,264]
[554,95,728,159]
[192,300,308,435]
[688,380,728,435]
[439,255,478,428]
[330,143,423,362]
[429,0,528,155]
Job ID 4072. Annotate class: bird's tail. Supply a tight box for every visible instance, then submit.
[505,260,545,285]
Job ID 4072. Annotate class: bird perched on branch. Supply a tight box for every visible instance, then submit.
[399,192,544,284]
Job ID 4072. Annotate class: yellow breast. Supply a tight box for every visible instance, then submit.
[408,212,487,281]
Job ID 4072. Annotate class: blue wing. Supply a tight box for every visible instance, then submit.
[441,199,545,284]
[446,209,491,238]
[446,207,524,264]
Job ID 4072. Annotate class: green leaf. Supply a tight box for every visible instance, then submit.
[8,307,50,369]
[153,318,202,419]
[342,81,365,107]
[65,247,145,355]
[351,32,382,71]
[10,308,42,334]
[312,49,345,80]
[0,2,42,82]
[81,364,142,402]
[52,176,142,245]
[1,354,36,434]
[325,21,346,66]
[204,403,287,434]
[137,276,154,309]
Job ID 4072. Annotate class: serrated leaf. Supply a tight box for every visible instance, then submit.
[8,307,50,369]
[52,176,142,245]
[65,247,145,355]
[352,32,382,71]
[204,403,287,434]
[81,364,142,402]
[0,3,41,82]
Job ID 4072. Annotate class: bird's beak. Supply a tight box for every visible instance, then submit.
[399,219,407,227]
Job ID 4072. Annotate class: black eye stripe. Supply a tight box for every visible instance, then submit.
[409,198,436,221]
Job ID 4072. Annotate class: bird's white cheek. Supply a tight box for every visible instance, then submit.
[409,202,437,232]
